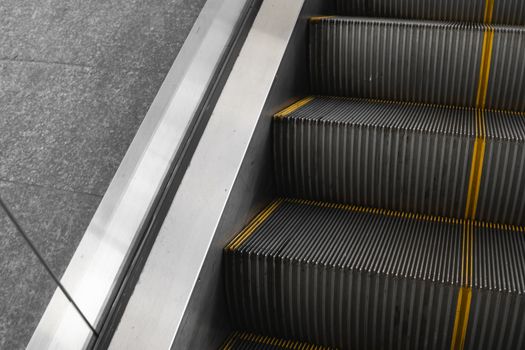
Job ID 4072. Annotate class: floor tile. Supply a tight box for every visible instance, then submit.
[0,181,99,349]
[0,0,207,71]
[0,61,165,195]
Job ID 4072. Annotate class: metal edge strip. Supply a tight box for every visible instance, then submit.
[27,0,252,348]
[108,0,306,348]
[91,0,261,347]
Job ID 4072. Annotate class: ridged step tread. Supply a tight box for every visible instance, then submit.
[274,96,525,225]
[224,199,525,349]
[219,332,334,349]
[336,0,525,26]
[310,17,525,112]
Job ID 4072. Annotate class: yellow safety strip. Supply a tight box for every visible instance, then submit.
[474,220,525,233]
[483,0,495,24]
[236,332,335,349]
[227,198,525,252]
[219,331,239,350]
[330,95,525,117]
[285,198,463,225]
[274,97,315,118]
[225,199,284,251]
[309,15,336,23]
[285,198,525,232]
[465,110,486,220]
[476,27,495,109]
[450,222,474,350]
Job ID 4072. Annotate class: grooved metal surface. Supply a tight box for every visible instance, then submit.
[274,97,475,219]
[310,18,525,112]
[225,199,462,349]
[468,222,525,348]
[310,17,484,108]
[219,332,334,349]
[476,110,525,225]
[473,224,525,293]
[336,0,525,26]
[485,28,525,112]
[466,290,525,350]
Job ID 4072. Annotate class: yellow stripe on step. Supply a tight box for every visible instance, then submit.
[225,199,283,251]
[483,0,495,24]
[450,222,474,350]
[476,28,494,109]
[450,287,473,350]
[465,110,486,220]
[274,97,315,118]
[309,16,336,23]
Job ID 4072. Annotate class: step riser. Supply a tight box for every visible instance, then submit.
[310,19,525,112]
[274,98,525,225]
[477,140,525,225]
[336,0,525,25]
[227,257,457,349]
[467,290,525,349]
[275,109,474,220]
[225,200,525,350]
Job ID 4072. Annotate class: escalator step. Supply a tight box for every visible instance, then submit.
[336,0,525,26]
[274,96,525,225]
[225,199,462,349]
[219,332,335,349]
[224,199,525,349]
[310,17,525,112]
[467,223,525,349]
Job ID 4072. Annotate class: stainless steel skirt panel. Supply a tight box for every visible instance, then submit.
[336,0,525,26]
[310,18,484,108]
[274,97,475,219]
[225,199,463,349]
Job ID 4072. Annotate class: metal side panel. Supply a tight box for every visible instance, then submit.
[27,0,251,348]
[108,0,307,349]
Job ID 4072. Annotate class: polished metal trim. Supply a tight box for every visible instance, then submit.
[108,0,306,348]
[27,0,251,348]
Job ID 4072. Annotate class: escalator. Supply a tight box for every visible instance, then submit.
[217,1,525,349]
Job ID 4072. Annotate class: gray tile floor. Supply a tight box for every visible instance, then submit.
[0,0,206,348]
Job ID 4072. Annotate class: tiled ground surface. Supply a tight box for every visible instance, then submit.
[0,0,206,348]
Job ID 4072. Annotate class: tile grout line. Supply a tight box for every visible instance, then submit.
[0,177,104,199]
[0,57,170,75]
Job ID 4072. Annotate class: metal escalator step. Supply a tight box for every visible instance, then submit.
[224,199,525,349]
[476,110,525,225]
[467,223,525,349]
[336,0,525,26]
[274,96,525,225]
[310,17,525,112]
[219,331,335,349]
[225,199,463,349]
